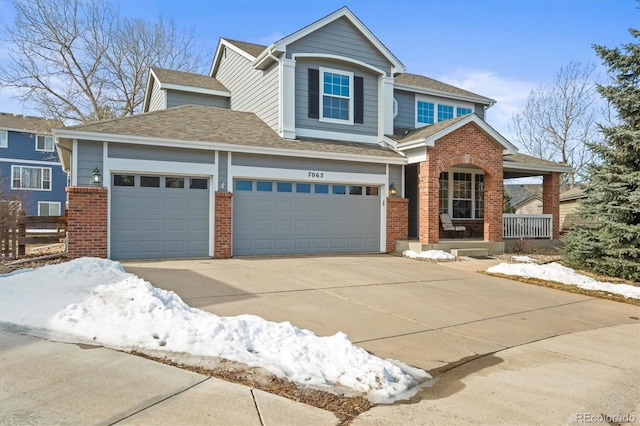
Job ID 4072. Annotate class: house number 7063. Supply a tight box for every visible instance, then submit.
[308,172,325,178]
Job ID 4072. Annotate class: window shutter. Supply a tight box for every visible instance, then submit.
[308,68,319,119]
[354,76,364,124]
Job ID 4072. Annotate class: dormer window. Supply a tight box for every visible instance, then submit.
[320,67,353,124]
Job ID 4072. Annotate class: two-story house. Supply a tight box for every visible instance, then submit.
[0,113,67,216]
[54,7,570,260]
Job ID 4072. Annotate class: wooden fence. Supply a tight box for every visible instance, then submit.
[0,215,67,260]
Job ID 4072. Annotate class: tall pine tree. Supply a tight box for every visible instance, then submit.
[563,29,640,282]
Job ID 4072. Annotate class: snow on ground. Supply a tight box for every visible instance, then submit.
[487,262,640,299]
[511,255,538,263]
[402,249,456,260]
[0,258,430,403]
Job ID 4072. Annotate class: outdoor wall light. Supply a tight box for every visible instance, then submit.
[389,183,397,196]
[91,167,102,185]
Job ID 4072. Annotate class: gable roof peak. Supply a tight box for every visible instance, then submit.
[271,6,405,73]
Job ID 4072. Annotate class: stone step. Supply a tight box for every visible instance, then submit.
[450,248,489,257]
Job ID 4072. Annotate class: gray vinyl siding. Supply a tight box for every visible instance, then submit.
[296,59,378,137]
[389,164,403,195]
[286,17,393,76]
[166,90,230,109]
[215,47,279,131]
[218,151,228,191]
[108,143,215,164]
[394,90,415,129]
[232,153,386,175]
[77,141,103,187]
[474,104,485,120]
[148,78,165,112]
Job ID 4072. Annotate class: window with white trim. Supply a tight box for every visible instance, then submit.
[415,96,474,128]
[38,201,61,216]
[36,135,54,152]
[439,170,484,219]
[11,165,51,190]
[320,67,353,124]
[0,130,7,148]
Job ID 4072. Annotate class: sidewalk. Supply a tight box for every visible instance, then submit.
[0,329,337,425]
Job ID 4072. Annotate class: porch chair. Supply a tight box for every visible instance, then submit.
[440,213,466,238]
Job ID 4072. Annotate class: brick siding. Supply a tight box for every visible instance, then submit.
[386,197,409,253]
[214,192,233,259]
[418,122,504,243]
[542,173,561,239]
[66,186,108,259]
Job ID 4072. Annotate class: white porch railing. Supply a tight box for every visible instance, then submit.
[503,214,553,239]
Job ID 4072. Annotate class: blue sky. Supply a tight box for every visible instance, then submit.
[0,0,638,137]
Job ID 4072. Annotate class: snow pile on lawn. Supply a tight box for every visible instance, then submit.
[487,262,640,299]
[0,258,430,403]
[511,255,538,263]
[403,249,456,260]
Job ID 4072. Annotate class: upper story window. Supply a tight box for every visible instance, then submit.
[415,96,474,128]
[0,130,7,148]
[12,165,51,190]
[308,67,364,125]
[437,104,454,122]
[417,101,434,125]
[320,67,353,124]
[36,135,54,152]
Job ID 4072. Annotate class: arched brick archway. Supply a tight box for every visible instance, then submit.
[417,122,504,244]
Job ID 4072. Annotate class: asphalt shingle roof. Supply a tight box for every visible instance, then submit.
[0,112,61,133]
[223,39,268,58]
[394,73,494,104]
[151,67,229,92]
[391,114,469,142]
[61,104,402,159]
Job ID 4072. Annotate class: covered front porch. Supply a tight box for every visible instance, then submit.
[392,115,572,255]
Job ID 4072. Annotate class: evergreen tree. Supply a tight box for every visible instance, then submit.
[563,29,640,282]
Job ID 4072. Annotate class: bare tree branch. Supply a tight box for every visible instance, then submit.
[509,61,603,186]
[0,0,206,124]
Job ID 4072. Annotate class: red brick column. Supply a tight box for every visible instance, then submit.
[214,192,233,259]
[542,172,561,239]
[66,187,108,259]
[418,161,439,243]
[386,197,409,253]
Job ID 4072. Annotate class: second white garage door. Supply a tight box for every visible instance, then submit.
[232,179,381,256]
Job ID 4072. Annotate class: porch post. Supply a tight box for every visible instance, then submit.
[542,172,561,239]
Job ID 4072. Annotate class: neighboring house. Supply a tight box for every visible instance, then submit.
[559,186,587,232]
[0,112,67,216]
[54,7,571,260]
[505,184,543,214]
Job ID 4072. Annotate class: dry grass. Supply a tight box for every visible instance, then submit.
[131,352,374,424]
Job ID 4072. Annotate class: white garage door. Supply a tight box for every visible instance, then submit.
[111,174,210,260]
[233,179,381,256]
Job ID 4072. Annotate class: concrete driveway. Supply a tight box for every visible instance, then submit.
[124,255,639,372]
[122,254,640,424]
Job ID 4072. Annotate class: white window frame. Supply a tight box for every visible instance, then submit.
[36,134,54,152]
[38,201,61,216]
[440,168,485,219]
[415,95,474,128]
[0,130,7,148]
[319,66,354,125]
[11,165,52,191]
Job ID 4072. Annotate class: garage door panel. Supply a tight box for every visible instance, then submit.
[233,179,380,256]
[111,175,209,260]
